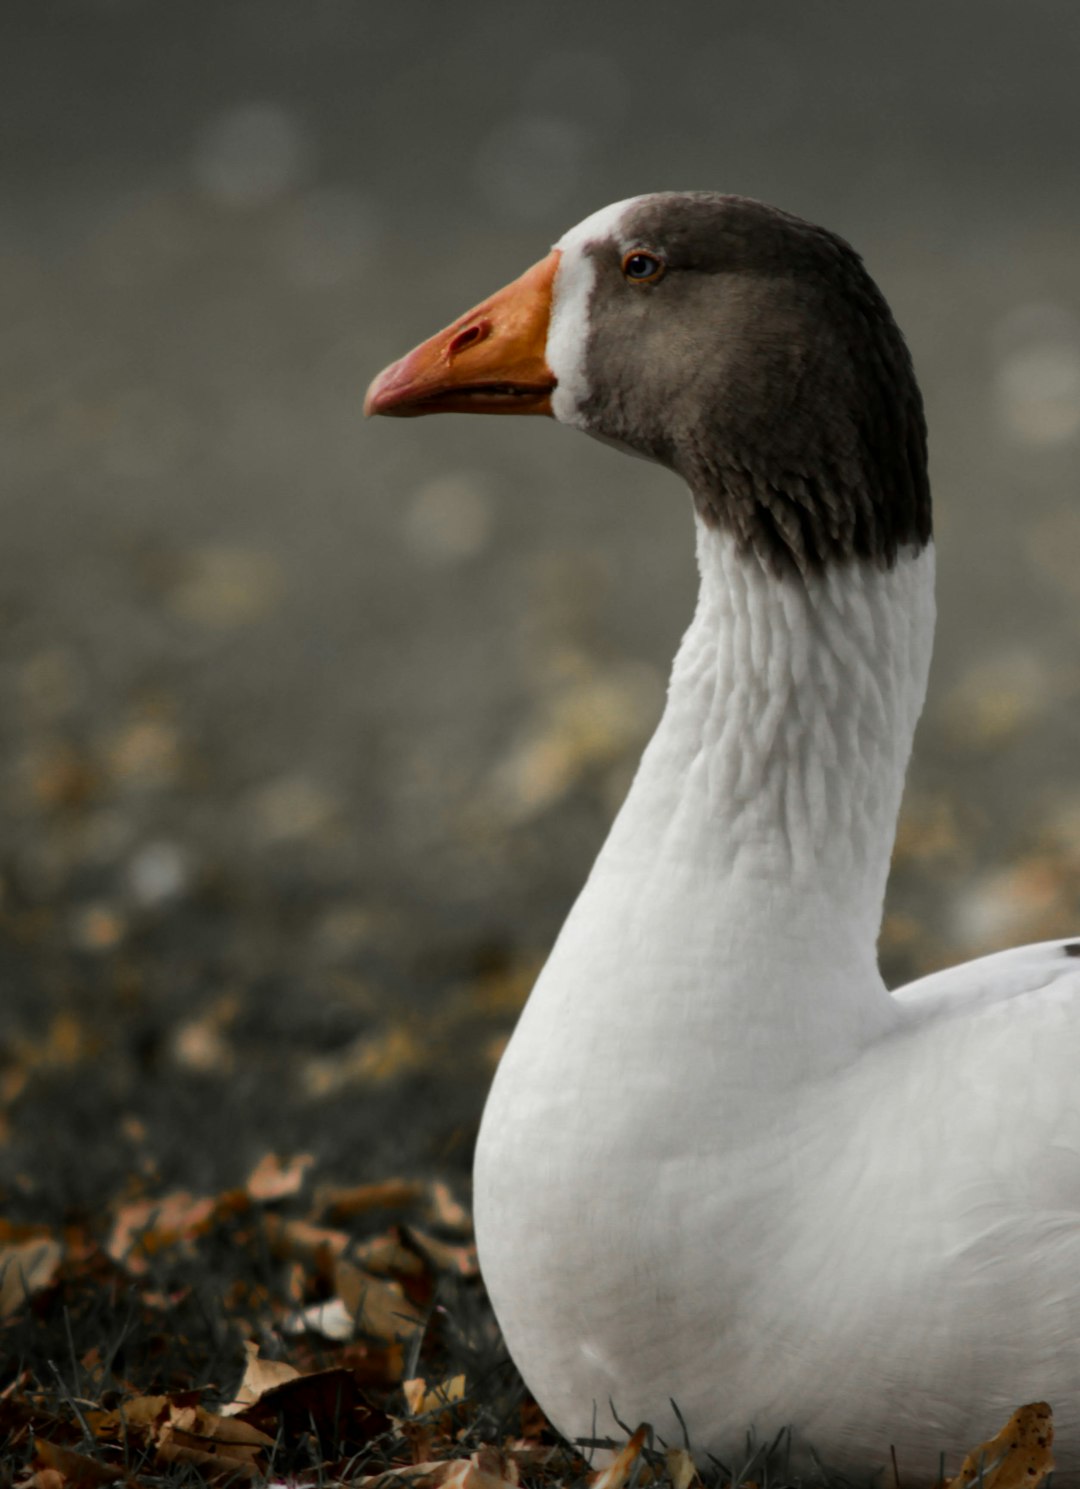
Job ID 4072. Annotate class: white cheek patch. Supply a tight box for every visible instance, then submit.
[545,194,657,428]
[546,243,598,428]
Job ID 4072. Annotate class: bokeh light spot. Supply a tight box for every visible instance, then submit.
[193,103,312,208]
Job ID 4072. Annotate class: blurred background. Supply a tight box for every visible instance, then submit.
[2,0,1079,1217]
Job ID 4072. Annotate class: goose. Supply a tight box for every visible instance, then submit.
[365,193,1080,1483]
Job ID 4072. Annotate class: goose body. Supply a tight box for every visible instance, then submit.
[366,194,1080,1482]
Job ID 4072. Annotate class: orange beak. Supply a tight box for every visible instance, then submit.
[364,250,559,418]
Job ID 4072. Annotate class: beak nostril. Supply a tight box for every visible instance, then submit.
[366,250,557,417]
[447,321,490,361]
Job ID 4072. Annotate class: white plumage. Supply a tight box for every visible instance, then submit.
[475,518,1080,1481]
[368,192,1080,1483]
[474,203,1080,1482]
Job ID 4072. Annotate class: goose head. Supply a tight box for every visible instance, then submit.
[366,192,931,572]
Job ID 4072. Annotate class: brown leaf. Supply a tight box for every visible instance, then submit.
[353,1229,429,1279]
[318,1177,429,1223]
[170,1004,235,1075]
[942,1403,1054,1489]
[30,1441,120,1488]
[403,1374,467,1418]
[85,1392,171,1439]
[427,1181,473,1234]
[315,1177,473,1235]
[301,1024,428,1093]
[1,1396,67,1454]
[434,1448,521,1489]
[354,1461,446,1486]
[221,1339,300,1414]
[245,1150,315,1202]
[106,1191,219,1270]
[20,1471,65,1489]
[235,1364,391,1447]
[665,1446,701,1489]
[517,1398,553,1444]
[324,1338,408,1389]
[355,1449,521,1488]
[402,1226,478,1278]
[156,1403,273,1477]
[14,1012,97,1070]
[504,1442,570,1471]
[86,1393,273,1480]
[590,1426,650,1489]
[0,1236,62,1318]
[261,1211,350,1267]
[170,1405,274,1448]
[155,1441,259,1479]
[334,1257,424,1342]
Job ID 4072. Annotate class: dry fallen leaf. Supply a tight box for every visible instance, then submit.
[27,1441,120,1488]
[16,1011,94,1070]
[156,1403,274,1476]
[319,1177,430,1222]
[356,1447,521,1488]
[435,1447,521,1489]
[106,1190,219,1270]
[261,1211,350,1265]
[301,1024,427,1095]
[353,1228,429,1279]
[245,1150,315,1202]
[665,1446,700,1489]
[403,1373,467,1418]
[222,1339,301,1414]
[503,1441,567,1472]
[19,1471,65,1489]
[86,1392,172,1438]
[590,1426,650,1489]
[85,1393,274,1477]
[334,1256,424,1342]
[0,1235,61,1318]
[943,1402,1054,1489]
[282,1295,355,1340]
[170,994,238,1075]
[3,1159,529,1487]
[234,1364,390,1446]
[403,1225,479,1278]
[428,1179,473,1233]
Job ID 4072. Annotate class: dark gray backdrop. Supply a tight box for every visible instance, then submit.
[3,0,1079,1205]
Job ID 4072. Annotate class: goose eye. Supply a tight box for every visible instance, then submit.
[621,251,665,284]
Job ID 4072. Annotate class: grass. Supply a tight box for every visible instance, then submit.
[0,705,1061,1487]
[1,1170,519,1484]
[0,1158,875,1488]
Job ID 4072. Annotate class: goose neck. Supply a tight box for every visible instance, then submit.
[607,519,935,969]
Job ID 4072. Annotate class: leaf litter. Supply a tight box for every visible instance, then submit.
[0,1152,1059,1487]
[1,1152,553,1487]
